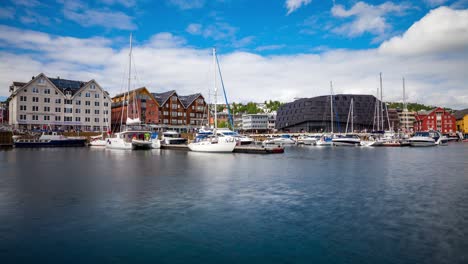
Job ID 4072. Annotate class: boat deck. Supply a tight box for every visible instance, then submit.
[160,144,284,154]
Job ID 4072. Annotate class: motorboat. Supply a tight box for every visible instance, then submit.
[216,128,254,145]
[89,134,107,147]
[106,126,152,150]
[297,135,318,145]
[408,130,447,147]
[161,131,187,145]
[264,134,296,145]
[14,131,86,148]
[316,134,334,146]
[332,134,361,146]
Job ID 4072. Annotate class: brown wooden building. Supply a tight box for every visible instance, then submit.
[111,87,159,130]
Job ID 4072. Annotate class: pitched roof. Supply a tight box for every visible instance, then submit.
[113,87,148,99]
[454,108,468,120]
[48,77,87,96]
[179,93,202,108]
[13,82,27,87]
[152,90,176,106]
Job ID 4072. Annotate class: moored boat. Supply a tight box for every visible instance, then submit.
[14,131,86,148]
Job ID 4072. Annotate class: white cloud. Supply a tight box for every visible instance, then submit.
[379,7,468,55]
[61,1,136,30]
[331,1,410,37]
[255,45,286,52]
[0,7,467,109]
[285,0,312,15]
[0,7,15,19]
[186,23,202,35]
[168,0,205,10]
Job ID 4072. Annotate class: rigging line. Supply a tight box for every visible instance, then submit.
[215,51,234,130]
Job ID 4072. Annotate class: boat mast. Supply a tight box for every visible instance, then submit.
[351,98,354,133]
[376,87,380,131]
[330,81,334,133]
[127,33,132,123]
[403,77,408,132]
[380,72,384,131]
[213,48,217,130]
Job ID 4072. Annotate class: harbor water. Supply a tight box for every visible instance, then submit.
[1,144,468,263]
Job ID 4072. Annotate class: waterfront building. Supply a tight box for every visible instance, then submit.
[268,112,276,132]
[111,87,159,131]
[276,94,385,133]
[397,109,415,132]
[242,114,269,132]
[414,107,456,133]
[152,90,208,130]
[0,100,8,124]
[8,73,111,131]
[387,108,400,131]
[454,108,468,134]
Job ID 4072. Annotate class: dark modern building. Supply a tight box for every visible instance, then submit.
[276,94,387,133]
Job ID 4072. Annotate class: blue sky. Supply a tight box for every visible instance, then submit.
[1,0,468,108]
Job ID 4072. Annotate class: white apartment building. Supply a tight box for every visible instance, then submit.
[242,114,269,131]
[8,73,111,131]
[398,110,415,132]
[267,112,276,131]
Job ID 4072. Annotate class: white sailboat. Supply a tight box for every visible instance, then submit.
[333,98,361,146]
[89,91,110,147]
[188,48,236,153]
[316,81,335,146]
[106,34,152,150]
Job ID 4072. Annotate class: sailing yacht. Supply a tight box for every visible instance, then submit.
[316,82,335,146]
[188,48,237,153]
[106,34,153,150]
[332,98,361,146]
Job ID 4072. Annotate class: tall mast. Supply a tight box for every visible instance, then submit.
[376,87,380,131]
[127,33,132,121]
[213,48,217,130]
[403,77,408,131]
[380,72,384,130]
[351,98,354,133]
[330,81,334,133]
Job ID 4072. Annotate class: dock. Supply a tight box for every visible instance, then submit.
[0,131,13,148]
[160,144,284,154]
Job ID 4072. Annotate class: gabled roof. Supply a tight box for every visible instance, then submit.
[454,108,468,120]
[13,82,27,87]
[48,77,88,96]
[113,87,149,99]
[179,93,202,108]
[152,90,177,106]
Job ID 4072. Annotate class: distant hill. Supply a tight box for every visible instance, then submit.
[387,102,452,112]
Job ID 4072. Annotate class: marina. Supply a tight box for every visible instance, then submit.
[1,143,467,263]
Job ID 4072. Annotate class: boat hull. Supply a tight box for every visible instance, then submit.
[188,141,236,153]
[332,139,361,146]
[131,139,152,150]
[89,139,107,147]
[106,138,132,150]
[409,141,436,147]
[14,139,86,148]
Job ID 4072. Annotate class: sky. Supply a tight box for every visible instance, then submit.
[0,0,467,109]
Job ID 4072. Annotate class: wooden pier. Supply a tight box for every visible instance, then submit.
[160,144,284,154]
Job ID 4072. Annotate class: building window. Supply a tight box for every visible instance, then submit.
[85,92,90,97]
[65,99,73,105]
[32,106,39,112]
[44,88,50,94]
[55,107,61,112]
[19,114,27,120]
[75,117,81,122]
[55,98,61,104]
[55,116,61,121]
[32,115,38,121]
[85,109,90,114]
[32,87,39,93]
[75,108,81,114]
[90,84,95,90]
[32,97,39,102]
[76,100,81,105]
[95,102,100,107]
[95,93,99,98]
[64,108,72,113]
[65,117,72,122]
[44,106,50,112]
[94,110,99,115]
[85,117,90,122]
[44,98,50,103]
[94,118,99,122]
[44,115,50,121]
[20,96,27,102]
[85,101,90,106]
[20,105,27,111]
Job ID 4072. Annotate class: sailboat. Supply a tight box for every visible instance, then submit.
[106,34,152,150]
[332,98,361,146]
[187,48,237,153]
[316,81,335,146]
[89,93,110,147]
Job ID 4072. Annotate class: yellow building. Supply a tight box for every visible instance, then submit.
[454,109,468,134]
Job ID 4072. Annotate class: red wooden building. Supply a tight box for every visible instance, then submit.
[414,107,456,133]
